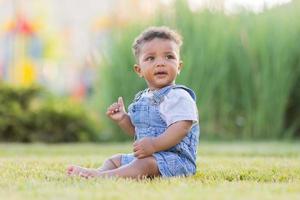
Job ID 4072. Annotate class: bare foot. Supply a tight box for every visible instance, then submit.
[67,165,99,178]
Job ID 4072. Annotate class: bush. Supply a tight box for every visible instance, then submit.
[0,83,101,143]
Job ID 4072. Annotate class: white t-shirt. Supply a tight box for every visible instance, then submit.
[142,88,199,127]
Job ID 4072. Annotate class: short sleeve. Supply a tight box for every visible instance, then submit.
[159,89,198,127]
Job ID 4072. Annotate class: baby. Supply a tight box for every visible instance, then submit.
[67,26,200,179]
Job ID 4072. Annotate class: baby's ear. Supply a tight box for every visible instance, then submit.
[134,64,143,78]
[178,60,183,73]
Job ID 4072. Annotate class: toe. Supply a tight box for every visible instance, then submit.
[67,166,74,174]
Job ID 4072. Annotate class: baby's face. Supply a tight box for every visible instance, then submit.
[134,38,182,91]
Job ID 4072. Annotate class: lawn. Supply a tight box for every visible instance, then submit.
[0,141,299,200]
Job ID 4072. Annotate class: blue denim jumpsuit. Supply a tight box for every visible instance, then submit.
[121,84,200,177]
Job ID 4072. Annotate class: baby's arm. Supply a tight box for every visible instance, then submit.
[106,97,135,136]
[133,120,192,158]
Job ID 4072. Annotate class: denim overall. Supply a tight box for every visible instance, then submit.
[121,84,200,177]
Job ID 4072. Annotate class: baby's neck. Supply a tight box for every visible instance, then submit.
[148,84,176,91]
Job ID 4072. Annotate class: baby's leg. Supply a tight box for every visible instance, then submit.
[67,154,122,176]
[98,154,122,171]
[95,156,160,179]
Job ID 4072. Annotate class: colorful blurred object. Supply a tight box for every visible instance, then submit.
[2,12,40,85]
[0,1,69,95]
[0,0,99,101]
[7,13,35,35]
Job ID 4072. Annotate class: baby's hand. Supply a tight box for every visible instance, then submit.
[106,97,127,122]
[133,137,156,159]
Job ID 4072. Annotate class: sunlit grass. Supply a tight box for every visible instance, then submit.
[0,142,299,200]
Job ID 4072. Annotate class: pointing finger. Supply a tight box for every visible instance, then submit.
[118,97,124,107]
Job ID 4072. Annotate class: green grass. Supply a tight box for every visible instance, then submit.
[0,142,300,200]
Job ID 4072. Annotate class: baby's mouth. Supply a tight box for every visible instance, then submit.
[154,71,168,76]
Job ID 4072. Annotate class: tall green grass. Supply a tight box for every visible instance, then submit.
[95,0,300,140]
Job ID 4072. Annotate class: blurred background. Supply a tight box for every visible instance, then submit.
[0,0,299,143]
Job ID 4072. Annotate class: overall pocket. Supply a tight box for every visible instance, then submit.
[129,104,149,128]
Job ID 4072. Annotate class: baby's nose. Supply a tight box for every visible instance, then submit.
[155,57,166,67]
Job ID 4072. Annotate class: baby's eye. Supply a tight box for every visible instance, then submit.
[145,56,154,61]
[166,55,175,59]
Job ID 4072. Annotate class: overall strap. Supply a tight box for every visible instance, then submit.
[132,88,148,102]
[152,85,175,104]
[133,84,197,104]
[172,84,197,101]
[152,84,197,104]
